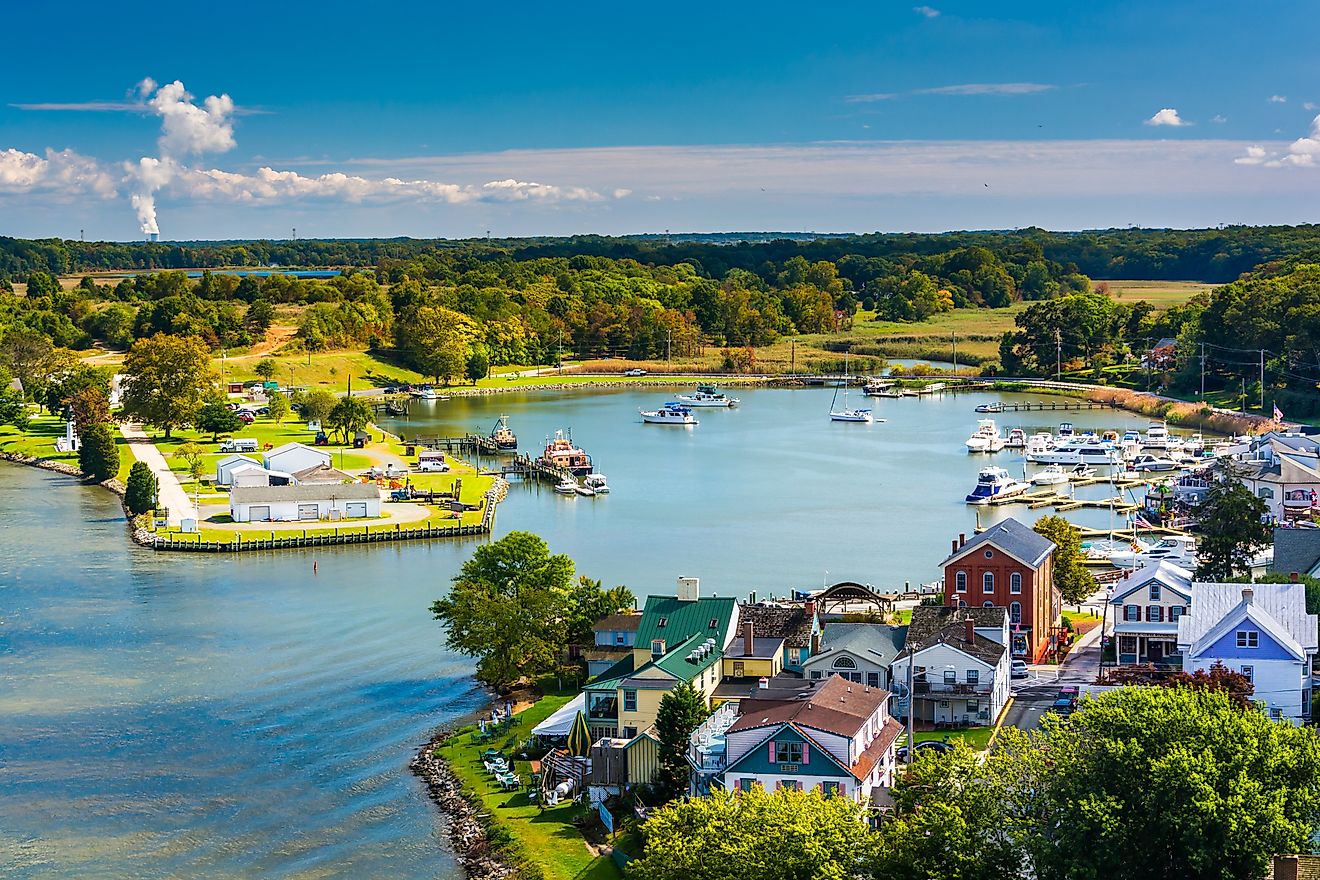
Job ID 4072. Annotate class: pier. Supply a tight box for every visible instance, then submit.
[408,433,505,457]
[976,400,1114,412]
[499,453,575,484]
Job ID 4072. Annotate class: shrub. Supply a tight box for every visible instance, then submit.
[78,422,120,482]
[124,460,158,514]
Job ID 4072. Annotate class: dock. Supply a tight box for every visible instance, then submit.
[977,400,1113,412]
[409,433,505,457]
[500,453,575,484]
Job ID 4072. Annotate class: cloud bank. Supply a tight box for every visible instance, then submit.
[846,82,1056,103]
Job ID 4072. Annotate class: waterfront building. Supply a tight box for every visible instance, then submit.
[1108,561,1193,665]
[1229,433,1320,523]
[801,622,908,689]
[229,483,382,523]
[262,441,331,475]
[718,675,902,803]
[1178,582,1317,724]
[941,518,1060,662]
[890,606,1011,727]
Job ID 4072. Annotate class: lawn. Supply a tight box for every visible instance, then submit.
[0,412,135,481]
[907,726,998,751]
[434,692,620,880]
[1097,279,1215,309]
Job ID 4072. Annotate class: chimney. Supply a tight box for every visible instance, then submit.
[804,596,817,620]
[1291,571,1300,584]
[742,620,755,656]
[1242,586,1254,605]
[952,539,959,555]
[959,533,967,548]
[677,576,700,602]
[964,617,975,643]
[811,630,820,655]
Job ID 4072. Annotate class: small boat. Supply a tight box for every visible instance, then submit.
[554,478,579,495]
[966,419,1006,452]
[1183,433,1206,455]
[1122,429,1142,445]
[539,429,593,475]
[1031,464,1070,486]
[829,354,875,423]
[489,414,518,451]
[385,400,408,417]
[1108,535,1197,569]
[574,484,596,497]
[677,384,740,408]
[975,402,1004,414]
[965,467,1032,504]
[641,404,698,425]
[862,378,895,396]
[1005,428,1027,449]
[1129,453,1181,472]
[1144,423,1170,449]
[1070,463,1096,478]
[583,474,610,494]
[1101,430,1120,444]
[875,389,904,399]
[411,386,441,400]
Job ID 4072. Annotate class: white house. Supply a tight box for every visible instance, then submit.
[263,442,331,475]
[1178,582,1318,724]
[719,675,903,804]
[230,483,382,523]
[1108,561,1193,665]
[1229,433,1320,522]
[890,606,1011,727]
[215,454,260,486]
[801,622,908,689]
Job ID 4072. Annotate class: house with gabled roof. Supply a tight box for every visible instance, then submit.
[1231,434,1320,522]
[1178,582,1318,724]
[1109,561,1193,665]
[736,600,821,673]
[719,675,902,804]
[801,622,908,689]
[890,606,1011,727]
[1272,527,1320,580]
[941,518,1060,662]
[581,577,739,740]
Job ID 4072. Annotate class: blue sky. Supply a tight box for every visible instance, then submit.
[3,0,1319,240]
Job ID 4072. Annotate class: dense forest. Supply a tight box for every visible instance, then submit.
[8,224,1320,283]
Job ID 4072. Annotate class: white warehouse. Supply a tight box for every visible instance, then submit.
[230,483,382,523]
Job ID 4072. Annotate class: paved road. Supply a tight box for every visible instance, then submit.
[120,423,194,527]
[1003,624,1103,731]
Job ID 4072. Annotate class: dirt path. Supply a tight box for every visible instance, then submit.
[228,325,299,360]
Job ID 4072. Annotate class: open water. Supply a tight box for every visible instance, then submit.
[1,386,1167,878]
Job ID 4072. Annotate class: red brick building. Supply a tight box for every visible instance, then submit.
[941,518,1061,663]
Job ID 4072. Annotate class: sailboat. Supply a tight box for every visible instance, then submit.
[829,354,878,423]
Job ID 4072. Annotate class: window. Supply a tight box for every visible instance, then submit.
[1241,665,1254,682]
[1124,604,1140,622]
[821,781,840,796]
[615,631,626,645]
[1146,605,1163,623]
[1149,581,1161,601]
[1169,606,1183,622]
[810,671,821,680]
[709,618,718,629]
[657,618,667,628]
[833,656,857,669]
[1010,573,1022,594]
[622,726,637,738]
[776,779,802,791]
[867,672,880,688]
[983,600,994,608]
[983,572,995,593]
[739,778,757,792]
[775,742,804,764]
[967,700,980,714]
[955,571,967,593]
[1010,601,1022,624]
[944,669,957,684]
[984,549,994,559]
[623,689,637,712]
[1237,630,1259,649]
[1259,487,1275,499]
[966,669,979,685]
[958,600,968,608]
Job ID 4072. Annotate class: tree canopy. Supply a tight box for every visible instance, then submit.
[119,334,214,439]
[1195,466,1273,580]
[1033,514,1097,604]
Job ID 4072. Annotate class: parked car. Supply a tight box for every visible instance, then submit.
[237,411,255,424]
[624,368,647,376]
[896,740,955,761]
[1011,659,1030,679]
[1049,697,1075,717]
[1058,686,1080,708]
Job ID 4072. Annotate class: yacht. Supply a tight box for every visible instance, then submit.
[974,402,1005,413]
[1026,432,1055,455]
[965,467,1032,504]
[410,386,442,400]
[539,430,593,475]
[1144,423,1170,450]
[1129,453,1181,473]
[1122,429,1141,445]
[1027,438,1118,465]
[829,354,875,423]
[1107,535,1197,569]
[965,419,1007,452]
[640,404,698,425]
[1031,464,1071,486]
[489,414,518,451]
[1005,428,1027,449]
[583,473,610,494]
[677,384,740,407]
[553,478,579,495]
[862,378,895,396]
[1183,434,1206,456]
[1057,422,1076,440]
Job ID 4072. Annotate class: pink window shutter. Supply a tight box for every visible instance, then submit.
[802,743,810,764]
[769,740,776,762]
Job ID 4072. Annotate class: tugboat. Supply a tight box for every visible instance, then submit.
[538,429,593,476]
[489,414,518,451]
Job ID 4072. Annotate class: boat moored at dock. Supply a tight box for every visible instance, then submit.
[538,430,594,475]
[489,414,518,451]
[965,466,1032,504]
[965,419,1006,452]
[583,473,610,494]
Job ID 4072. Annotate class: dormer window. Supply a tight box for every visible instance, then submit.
[658,618,668,628]
[709,618,718,628]
[651,639,666,658]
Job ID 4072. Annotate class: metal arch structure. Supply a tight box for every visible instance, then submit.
[816,581,896,615]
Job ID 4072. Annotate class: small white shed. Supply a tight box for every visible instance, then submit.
[263,442,331,475]
[215,454,261,486]
[230,483,382,523]
[229,464,296,488]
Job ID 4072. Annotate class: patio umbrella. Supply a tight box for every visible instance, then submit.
[566,710,592,758]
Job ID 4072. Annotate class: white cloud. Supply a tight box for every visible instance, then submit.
[147,80,236,157]
[1305,102,1318,111]
[1211,114,1227,124]
[1233,114,1320,168]
[845,82,1054,103]
[1145,108,1190,127]
[0,148,117,198]
[1234,145,1268,166]
[913,5,940,17]
[1269,95,1288,103]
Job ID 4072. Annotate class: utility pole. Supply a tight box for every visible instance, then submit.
[791,339,796,375]
[1200,342,1206,398]
[952,332,958,372]
[1259,349,1266,411]
[904,645,915,767]
[1055,328,1062,380]
[666,327,672,372]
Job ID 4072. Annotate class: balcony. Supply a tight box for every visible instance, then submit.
[913,680,993,695]
[1283,491,1315,510]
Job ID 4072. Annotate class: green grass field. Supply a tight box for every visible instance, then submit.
[1097,279,1216,308]
[908,726,998,751]
[0,412,135,481]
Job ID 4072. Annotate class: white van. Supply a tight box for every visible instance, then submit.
[220,438,259,453]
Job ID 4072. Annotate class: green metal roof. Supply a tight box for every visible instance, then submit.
[652,631,724,679]
[584,654,637,693]
[635,595,737,651]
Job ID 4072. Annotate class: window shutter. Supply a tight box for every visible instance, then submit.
[769,740,776,762]
[802,743,810,764]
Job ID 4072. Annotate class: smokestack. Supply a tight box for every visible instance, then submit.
[147,232,159,243]
[964,617,975,643]
[959,533,967,548]
[742,620,755,656]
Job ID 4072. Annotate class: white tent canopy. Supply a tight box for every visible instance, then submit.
[531,693,586,737]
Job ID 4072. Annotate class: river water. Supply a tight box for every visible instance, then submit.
[1,386,1166,879]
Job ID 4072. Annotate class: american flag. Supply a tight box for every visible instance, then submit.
[1274,403,1284,422]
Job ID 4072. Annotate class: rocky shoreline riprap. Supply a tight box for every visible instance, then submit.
[410,731,517,880]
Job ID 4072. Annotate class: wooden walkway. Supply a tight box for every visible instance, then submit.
[500,453,575,484]
[977,400,1113,412]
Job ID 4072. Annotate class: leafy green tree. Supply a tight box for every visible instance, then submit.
[67,387,110,432]
[77,422,120,482]
[196,401,243,441]
[1033,514,1097,604]
[254,358,278,381]
[267,392,290,425]
[246,298,276,334]
[654,682,709,800]
[0,384,28,429]
[327,396,372,444]
[465,348,490,384]
[176,441,208,484]
[1195,465,1272,580]
[300,388,337,424]
[120,334,214,439]
[0,328,64,400]
[997,686,1320,880]
[397,305,476,384]
[429,531,575,687]
[627,786,876,880]
[563,577,636,647]
[124,460,159,515]
[873,745,1022,880]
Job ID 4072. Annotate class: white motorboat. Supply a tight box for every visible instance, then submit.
[574,484,596,497]
[1108,535,1196,569]
[862,378,895,396]
[1129,453,1181,473]
[965,467,1032,504]
[874,389,904,399]
[1026,432,1055,455]
[677,384,739,407]
[1183,433,1206,455]
[583,474,610,494]
[974,402,1004,413]
[640,404,698,425]
[1069,463,1097,478]
[965,419,1006,452]
[1057,422,1075,440]
[411,386,442,400]
[1027,439,1118,465]
[553,478,579,495]
[1031,464,1070,486]
[1005,428,1027,449]
[1144,423,1170,449]
[829,354,876,423]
